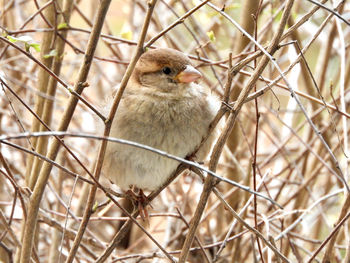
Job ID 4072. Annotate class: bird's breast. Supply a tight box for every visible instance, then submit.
[115,90,213,156]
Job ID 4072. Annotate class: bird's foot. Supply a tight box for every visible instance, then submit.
[185,152,197,162]
[185,152,204,165]
[126,188,151,222]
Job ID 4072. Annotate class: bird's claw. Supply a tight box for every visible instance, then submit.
[126,189,151,222]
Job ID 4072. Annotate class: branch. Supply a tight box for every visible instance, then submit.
[19,0,112,261]
[178,1,295,261]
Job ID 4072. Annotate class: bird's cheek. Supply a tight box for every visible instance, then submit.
[168,78,176,84]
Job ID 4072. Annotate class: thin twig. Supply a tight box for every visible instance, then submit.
[178,1,294,261]
[19,0,112,261]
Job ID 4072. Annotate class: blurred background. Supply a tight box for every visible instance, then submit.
[1,0,350,262]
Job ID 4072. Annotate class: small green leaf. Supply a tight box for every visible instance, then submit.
[29,43,41,52]
[206,30,216,42]
[7,35,32,43]
[92,201,99,212]
[92,201,98,213]
[24,43,30,52]
[121,30,132,40]
[43,49,57,58]
[7,35,40,52]
[7,35,17,43]
[57,22,68,30]
[225,3,241,10]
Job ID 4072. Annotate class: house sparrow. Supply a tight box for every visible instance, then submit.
[103,48,220,194]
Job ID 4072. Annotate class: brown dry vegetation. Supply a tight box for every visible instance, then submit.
[1,0,350,262]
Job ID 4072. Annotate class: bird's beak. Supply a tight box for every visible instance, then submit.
[175,65,202,83]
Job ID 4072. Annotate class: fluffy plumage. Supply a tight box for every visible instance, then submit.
[103,48,220,191]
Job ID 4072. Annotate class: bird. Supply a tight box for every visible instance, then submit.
[102,48,220,210]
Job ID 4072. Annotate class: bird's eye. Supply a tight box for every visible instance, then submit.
[162,67,172,75]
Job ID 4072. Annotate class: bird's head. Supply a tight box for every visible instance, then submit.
[132,48,202,92]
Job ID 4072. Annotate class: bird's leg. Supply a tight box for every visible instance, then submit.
[185,152,205,166]
[185,152,197,162]
[137,189,149,221]
[125,187,151,222]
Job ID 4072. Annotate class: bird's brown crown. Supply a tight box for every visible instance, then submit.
[135,48,193,74]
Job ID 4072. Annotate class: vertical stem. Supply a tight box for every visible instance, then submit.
[25,0,55,187]
[66,1,158,262]
[19,0,111,262]
[178,1,294,261]
[252,2,264,262]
